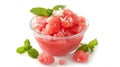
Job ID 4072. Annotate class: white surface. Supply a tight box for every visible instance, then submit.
[0,0,120,67]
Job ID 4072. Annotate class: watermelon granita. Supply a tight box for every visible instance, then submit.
[30,5,88,56]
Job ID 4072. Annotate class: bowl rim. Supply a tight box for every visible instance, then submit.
[29,16,89,39]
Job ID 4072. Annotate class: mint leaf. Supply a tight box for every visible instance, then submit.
[46,9,53,17]
[88,39,98,52]
[16,46,27,54]
[24,39,30,46]
[76,44,88,52]
[28,48,39,59]
[52,5,65,10]
[30,7,47,16]
[24,39,32,50]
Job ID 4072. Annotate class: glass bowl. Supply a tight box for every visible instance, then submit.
[30,16,89,56]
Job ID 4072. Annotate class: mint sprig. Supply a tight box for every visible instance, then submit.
[76,39,98,53]
[16,39,39,59]
[30,5,66,17]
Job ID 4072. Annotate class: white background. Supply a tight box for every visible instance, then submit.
[0,0,120,67]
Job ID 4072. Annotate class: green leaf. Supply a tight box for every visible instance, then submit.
[52,5,65,10]
[30,5,66,17]
[76,44,89,52]
[16,46,27,54]
[30,7,47,16]
[88,39,98,52]
[24,39,30,46]
[46,9,53,17]
[28,48,39,59]
[24,39,32,51]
